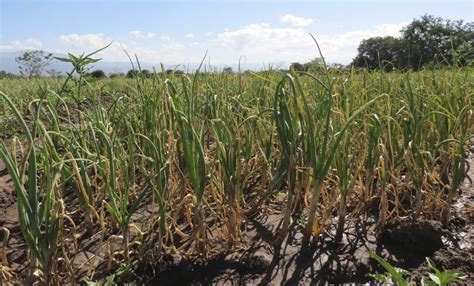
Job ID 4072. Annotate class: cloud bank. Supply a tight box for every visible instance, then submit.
[1,16,408,67]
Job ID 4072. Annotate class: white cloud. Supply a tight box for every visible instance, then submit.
[129,30,142,39]
[185,33,194,39]
[0,38,42,52]
[209,21,407,64]
[161,43,185,51]
[213,23,313,63]
[58,33,113,50]
[315,22,408,63]
[280,15,315,27]
[10,20,407,68]
[57,33,128,61]
[129,31,156,39]
[159,35,171,41]
[56,33,191,64]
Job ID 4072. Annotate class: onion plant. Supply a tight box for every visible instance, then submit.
[166,79,208,254]
[1,46,472,284]
[0,92,64,284]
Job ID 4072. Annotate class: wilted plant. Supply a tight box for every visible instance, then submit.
[0,91,64,284]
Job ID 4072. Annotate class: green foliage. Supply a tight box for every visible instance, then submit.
[353,36,405,71]
[369,253,466,286]
[289,58,325,72]
[402,15,473,69]
[353,15,474,70]
[88,69,106,78]
[0,91,64,283]
[369,253,411,285]
[0,70,20,79]
[423,258,467,286]
[55,44,110,103]
[126,68,155,78]
[15,50,54,78]
[126,69,139,78]
[223,66,234,74]
[0,42,471,283]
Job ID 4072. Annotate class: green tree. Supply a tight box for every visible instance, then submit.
[303,58,325,72]
[289,62,305,72]
[352,15,473,70]
[15,50,54,78]
[402,15,473,69]
[223,66,233,74]
[88,69,106,78]
[109,72,125,78]
[141,69,151,78]
[352,36,406,71]
[0,70,18,79]
[126,69,139,78]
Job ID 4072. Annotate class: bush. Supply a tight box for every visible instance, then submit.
[126,69,139,78]
[88,70,106,78]
[141,69,152,78]
[109,72,125,78]
[0,70,19,79]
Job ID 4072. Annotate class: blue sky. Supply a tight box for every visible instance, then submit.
[1,0,473,68]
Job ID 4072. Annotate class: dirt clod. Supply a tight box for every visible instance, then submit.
[381,219,444,256]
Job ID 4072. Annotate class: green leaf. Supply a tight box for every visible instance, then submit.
[369,252,410,286]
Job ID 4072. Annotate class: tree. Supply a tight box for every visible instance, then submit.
[110,72,125,78]
[141,69,151,78]
[0,70,18,79]
[223,67,233,74]
[352,36,406,71]
[15,50,54,78]
[88,69,106,78]
[352,15,474,71]
[303,58,325,72]
[402,15,473,69]
[165,69,184,75]
[126,69,139,78]
[289,62,305,72]
[290,58,326,72]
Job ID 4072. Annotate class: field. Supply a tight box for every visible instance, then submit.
[0,64,473,285]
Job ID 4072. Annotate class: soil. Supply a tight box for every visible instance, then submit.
[141,213,472,285]
[0,147,473,285]
[141,148,474,285]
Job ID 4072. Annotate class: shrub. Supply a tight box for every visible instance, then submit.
[88,69,106,78]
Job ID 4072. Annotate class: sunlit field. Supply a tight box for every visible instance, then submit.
[1,52,472,284]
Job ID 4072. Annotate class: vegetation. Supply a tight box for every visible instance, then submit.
[369,253,466,285]
[0,35,472,284]
[15,50,55,78]
[289,15,473,72]
[352,15,474,70]
[87,69,106,79]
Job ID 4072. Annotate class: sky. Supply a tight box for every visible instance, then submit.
[0,0,473,70]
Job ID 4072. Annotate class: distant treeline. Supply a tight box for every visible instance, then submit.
[291,15,473,72]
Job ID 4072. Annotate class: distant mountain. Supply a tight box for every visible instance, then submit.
[0,50,139,75]
[0,50,273,75]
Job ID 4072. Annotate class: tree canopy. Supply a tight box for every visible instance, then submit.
[15,50,54,78]
[352,15,474,71]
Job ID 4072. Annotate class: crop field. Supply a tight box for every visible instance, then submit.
[0,57,473,284]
